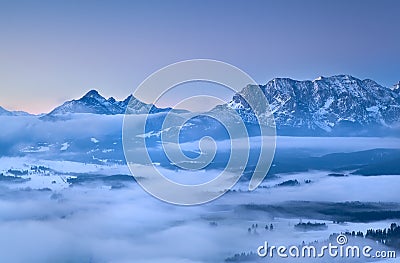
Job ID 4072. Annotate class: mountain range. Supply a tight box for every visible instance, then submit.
[43,89,172,118]
[1,75,399,136]
[227,75,400,135]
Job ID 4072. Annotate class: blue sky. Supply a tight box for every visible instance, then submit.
[0,0,399,113]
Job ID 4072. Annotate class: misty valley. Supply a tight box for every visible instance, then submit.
[1,75,400,262]
[0,113,399,262]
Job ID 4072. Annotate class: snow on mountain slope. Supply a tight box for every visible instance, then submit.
[43,90,121,116]
[43,90,172,118]
[228,75,400,135]
[391,81,400,91]
[2,76,399,137]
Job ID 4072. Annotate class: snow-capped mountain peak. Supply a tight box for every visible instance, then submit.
[83,89,102,98]
[44,90,125,116]
[227,75,400,135]
[43,90,174,118]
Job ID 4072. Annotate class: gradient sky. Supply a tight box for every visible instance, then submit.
[0,0,399,113]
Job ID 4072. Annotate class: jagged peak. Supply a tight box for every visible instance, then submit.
[269,75,364,85]
[81,89,104,99]
[268,75,387,88]
[123,94,133,102]
[334,74,354,79]
[270,77,297,83]
[43,90,160,117]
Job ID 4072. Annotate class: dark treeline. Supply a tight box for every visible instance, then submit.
[225,223,400,262]
[365,223,400,248]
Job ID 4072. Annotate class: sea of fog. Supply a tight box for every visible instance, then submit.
[0,115,399,262]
